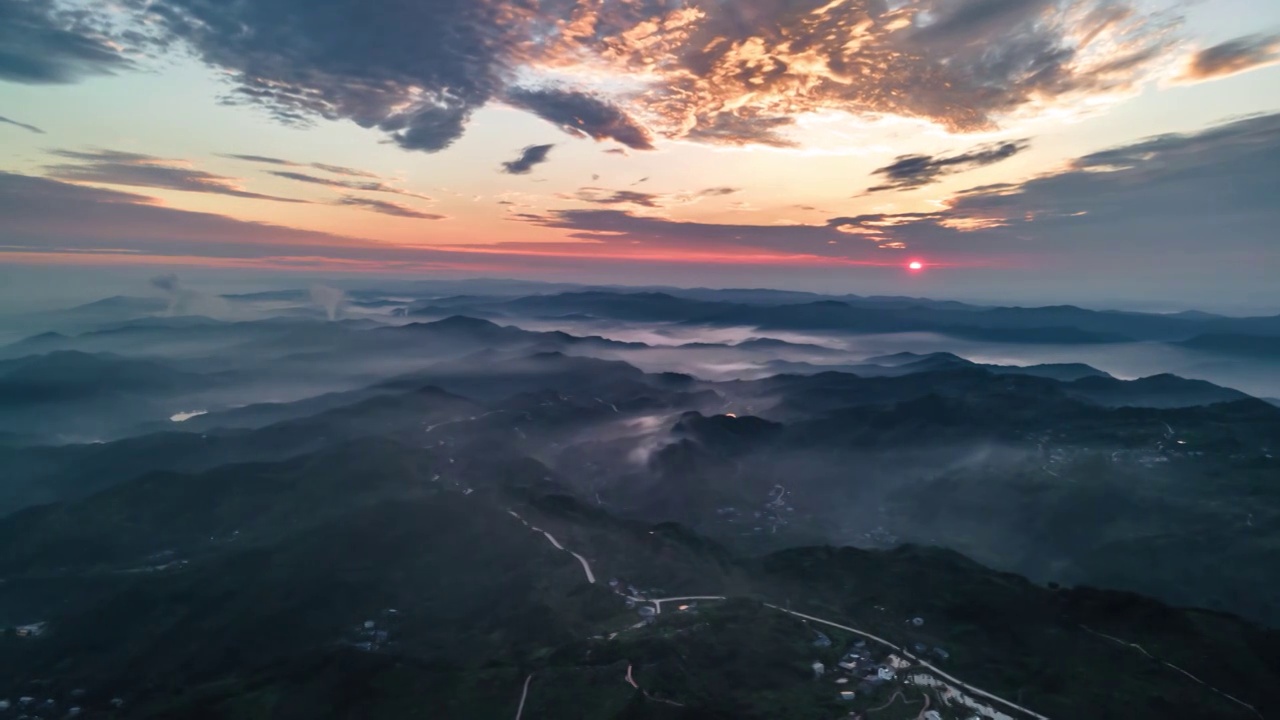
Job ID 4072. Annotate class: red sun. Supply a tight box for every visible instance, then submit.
[908,261,924,271]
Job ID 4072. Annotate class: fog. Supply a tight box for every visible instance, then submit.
[2,280,1278,629]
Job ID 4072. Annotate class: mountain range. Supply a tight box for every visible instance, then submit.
[0,284,1278,718]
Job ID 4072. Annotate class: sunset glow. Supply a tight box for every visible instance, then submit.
[0,0,1277,306]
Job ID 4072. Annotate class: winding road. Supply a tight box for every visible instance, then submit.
[507,511,597,584]
[504,508,1048,719]
[630,595,728,614]
[514,674,533,720]
[1079,625,1262,719]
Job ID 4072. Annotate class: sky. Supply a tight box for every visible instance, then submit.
[1,0,1279,311]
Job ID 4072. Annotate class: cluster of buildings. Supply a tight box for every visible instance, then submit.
[813,640,906,701]
[349,609,398,652]
[712,485,803,537]
[905,674,1017,720]
[810,634,972,719]
[9,623,45,639]
[0,692,123,720]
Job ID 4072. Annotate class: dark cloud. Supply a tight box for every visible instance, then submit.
[867,140,1030,192]
[44,149,307,203]
[1179,34,1280,82]
[505,87,654,150]
[502,144,554,175]
[132,0,545,152]
[96,0,1181,152]
[683,113,798,148]
[335,196,446,220]
[907,0,1057,49]
[570,189,663,208]
[830,112,1280,259]
[267,170,433,200]
[0,0,132,83]
[0,113,44,133]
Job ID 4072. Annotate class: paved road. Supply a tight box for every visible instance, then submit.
[632,596,728,614]
[1079,625,1261,719]
[507,511,597,584]
[508,508,1045,719]
[514,674,533,720]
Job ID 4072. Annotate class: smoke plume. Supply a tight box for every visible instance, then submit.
[309,284,347,321]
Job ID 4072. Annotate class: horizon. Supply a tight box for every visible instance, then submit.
[3,267,1278,318]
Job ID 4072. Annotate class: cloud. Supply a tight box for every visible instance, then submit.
[570,189,663,208]
[826,112,1280,259]
[521,207,856,257]
[220,154,380,178]
[132,0,538,152]
[566,186,740,209]
[0,114,44,134]
[502,144,554,175]
[218,153,296,167]
[0,171,486,273]
[0,170,814,274]
[514,112,1280,277]
[267,170,433,200]
[44,149,308,202]
[5,108,1278,303]
[0,0,133,83]
[310,163,379,178]
[867,140,1030,192]
[534,0,1180,144]
[102,0,1184,152]
[1178,34,1280,82]
[504,87,654,150]
[335,195,446,220]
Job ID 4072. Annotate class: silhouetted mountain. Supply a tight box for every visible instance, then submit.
[0,440,1276,719]
[1178,333,1280,358]
[1067,373,1251,408]
[4,286,1279,719]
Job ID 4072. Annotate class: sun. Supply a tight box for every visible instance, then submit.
[908,261,924,271]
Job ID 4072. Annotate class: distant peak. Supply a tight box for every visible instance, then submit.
[427,315,502,329]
